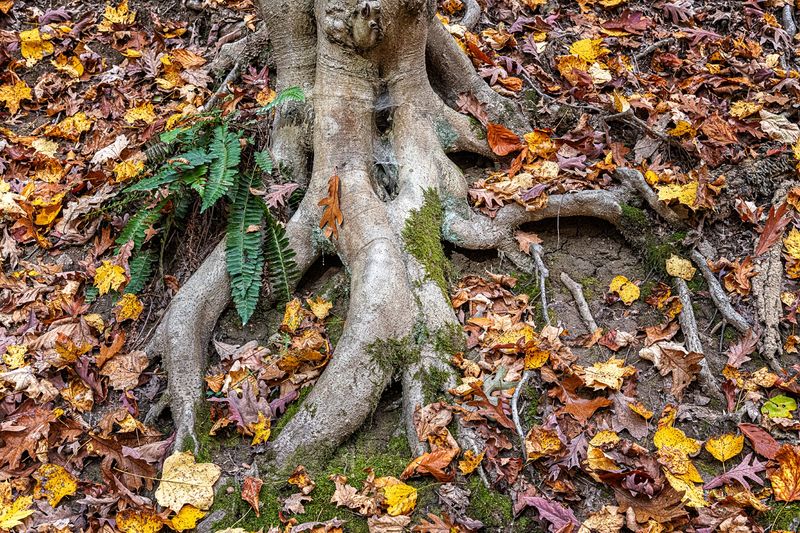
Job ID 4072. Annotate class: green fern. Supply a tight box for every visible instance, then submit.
[116,198,168,249]
[256,86,305,115]
[125,251,156,294]
[226,174,265,324]
[202,125,241,212]
[259,199,299,304]
[253,149,273,175]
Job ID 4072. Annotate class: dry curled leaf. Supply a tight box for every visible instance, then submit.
[318,174,343,239]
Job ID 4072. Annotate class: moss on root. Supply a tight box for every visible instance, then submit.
[402,189,451,297]
[367,335,422,371]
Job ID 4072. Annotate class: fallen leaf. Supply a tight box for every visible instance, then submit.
[761,394,797,419]
[458,449,484,475]
[168,505,206,531]
[738,423,780,459]
[155,451,222,512]
[486,123,524,156]
[241,476,263,516]
[770,444,800,502]
[318,174,343,239]
[608,275,639,305]
[0,79,32,115]
[705,433,744,462]
[665,255,696,280]
[383,482,417,516]
[94,260,127,295]
[32,463,78,507]
[116,508,164,533]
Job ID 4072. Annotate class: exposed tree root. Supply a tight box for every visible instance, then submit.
[560,272,599,334]
[753,239,785,372]
[674,278,721,399]
[689,249,751,334]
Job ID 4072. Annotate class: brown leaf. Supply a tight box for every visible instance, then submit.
[738,423,780,460]
[726,330,758,368]
[754,202,790,256]
[486,123,523,156]
[318,174,343,240]
[367,514,411,532]
[614,485,688,525]
[400,448,458,482]
[282,492,312,515]
[242,476,263,516]
[770,444,800,502]
[515,230,542,254]
[99,350,148,390]
[639,342,702,399]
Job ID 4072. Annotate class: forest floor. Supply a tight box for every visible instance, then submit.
[2,0,800,532]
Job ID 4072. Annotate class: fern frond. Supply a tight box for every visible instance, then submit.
[256,86,305,115]
[258,199,299,303]
[125,251,156,294]
[115,199,167,249]
[202,125,241,212]
[226,174,265,324]
[253,149,273,175]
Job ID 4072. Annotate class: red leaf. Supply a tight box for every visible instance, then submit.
[486,123,523,156]
[738,423,780,460]
[754,202,789,256]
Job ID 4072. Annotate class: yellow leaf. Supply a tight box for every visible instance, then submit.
[654,426,701,456]
[115,293,144,321]
[580,358,636,391]
[44,112,93,141]
[525,425,564,461]
[730,101,762,119]
[168,505,206,531]
[113,160,145,182]
[599,0,627,7]
[0,491,34,530]
[383,482,417,516]
[523,129,558,158]
[32,138,59,157]
[51,54,84,78]
[704,433,744,462]
[628,401,653,420]
[656,181,698,208]
[125,103,157,125]
[32,463,78,507]
[3,344,27,369]
[569,38,608,62]
[249,411,271,446]
[281,298,304,334]
[98,0,136,32]
[667,120,697,138]
[0,79,32,115]
[609,275,639,305]
[612,91,630,113]
[770,444,800,502]
[665,254,696,280]
[306,296,333,320]
[663,471,706,508]
[785,228,800,259]
[524,342,549,370]
[0,0,13,14]
[19,28,54,64]
[155,452,221,512]
[589,430,620,447]
[458,449,485,475]
[94,261,127,295]
[116,508,164,533]
[556,55,590,86]
[31,191,65,226]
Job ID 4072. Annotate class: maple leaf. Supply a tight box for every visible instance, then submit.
[770,444,800,502]
[515,230,542,254]
[155,451,221,512]
[0,485,34,530]
[32,463,78,507]
[754,202,790,256]
[411,512,458,532]
[0,406,56,470]
[318,174,343,239]
[639,342,702,399]
[0,79,32,115]
[705,453,765,490]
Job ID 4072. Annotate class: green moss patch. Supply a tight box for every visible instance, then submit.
[403,189,451,296]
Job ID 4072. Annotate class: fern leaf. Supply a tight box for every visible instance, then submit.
[202,125,241,212]
[256,86,305,114]
[115,200,166,249]
[226,174,265,324]
[258,199,299,303]
[253,149,273,175]
[125,251,156,294]
[125,167,181,193]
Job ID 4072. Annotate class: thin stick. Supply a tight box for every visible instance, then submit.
[690,249,751,333]
[559,272,598,333]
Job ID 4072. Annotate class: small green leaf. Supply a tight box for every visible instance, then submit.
[761,394,797,419]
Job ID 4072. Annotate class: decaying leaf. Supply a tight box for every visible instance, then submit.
[155,452,222,512]
[318,174,343,239]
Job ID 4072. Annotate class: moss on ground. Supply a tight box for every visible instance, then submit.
[210,415,415,532]
[402,189,451,296]
[759,501,800,531]
[467,476,516,529]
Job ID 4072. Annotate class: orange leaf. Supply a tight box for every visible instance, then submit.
[770,444,800,502]
[318,173,343,240]
[486,123,523,156]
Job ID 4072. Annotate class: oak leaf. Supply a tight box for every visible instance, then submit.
[318,174,343,239]
[705,453,765,490]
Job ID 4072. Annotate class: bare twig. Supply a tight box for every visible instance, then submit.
[204,60,242,110]
[634,38,676,61]
[560,272,599,333]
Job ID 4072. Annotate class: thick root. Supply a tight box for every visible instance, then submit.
[675,278,721,399]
